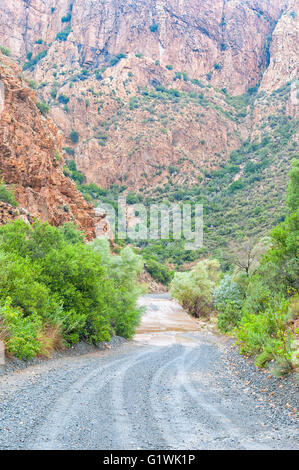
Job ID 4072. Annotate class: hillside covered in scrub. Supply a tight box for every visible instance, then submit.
[1,0,297,263]
[171,159,299,375]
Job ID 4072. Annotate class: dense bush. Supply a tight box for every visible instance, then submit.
[56,26,71,41]
[58,94,70,104]
[70,129,79,143]
[36,101,50,116]
[214,275,243,308]
[235,299,293,373]
[217,302,242,333]
[64,159,85,184]
[144,258,174,286]
[0,221,144,359]
[0,45,10,56]
[214,159,299,373]
[90,239,144,338]
[214,275,243,332]
[171,259,220,318]
[0,299,42,359]
[0,180,18,207]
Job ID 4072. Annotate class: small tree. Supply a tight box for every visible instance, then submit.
[225,238,270,277]
[0,45,10,57]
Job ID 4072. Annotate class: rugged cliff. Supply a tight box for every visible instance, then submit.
[0,0,297,193]
[0,51,103,239]
[0,0,291,93]
[0,0,297,255]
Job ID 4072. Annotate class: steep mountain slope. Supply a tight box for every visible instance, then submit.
[0,51,105,239]
[0,0,289,93]
[0,0,296,188]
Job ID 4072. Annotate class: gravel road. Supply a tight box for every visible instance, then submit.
[0,295,297,450]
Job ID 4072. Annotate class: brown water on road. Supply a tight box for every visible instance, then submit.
[134,294,201,346]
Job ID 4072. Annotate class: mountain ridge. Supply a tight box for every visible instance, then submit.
[0,0,298,257]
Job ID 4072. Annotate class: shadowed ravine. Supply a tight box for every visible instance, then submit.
[0,295,297,450]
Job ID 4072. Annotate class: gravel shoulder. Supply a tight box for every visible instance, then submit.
[0,296,297,450]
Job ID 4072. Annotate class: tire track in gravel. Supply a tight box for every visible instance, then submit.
[176,345,271,450]
[28,347,160,449]
[0,294,297,450]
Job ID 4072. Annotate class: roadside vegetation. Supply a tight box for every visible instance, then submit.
[171,160,299,376]
[0,221,144,359]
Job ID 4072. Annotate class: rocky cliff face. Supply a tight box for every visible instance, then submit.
[0,0,290,93]
[0,51,103,239]
[0,0,297,194]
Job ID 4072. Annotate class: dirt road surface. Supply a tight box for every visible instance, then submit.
[0,294,297,450]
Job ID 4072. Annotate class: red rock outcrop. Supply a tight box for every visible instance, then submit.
[0,52,100,239]
[0,0,290,94]
[0,0,297,193]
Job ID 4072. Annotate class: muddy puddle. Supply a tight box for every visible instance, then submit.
[134,294,201,346]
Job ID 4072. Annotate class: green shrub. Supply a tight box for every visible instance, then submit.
[235,299,293,370]
[149,23,159,32]
[36,101,50,116]
[0,45,10,57]
[0,249,58,318]
[145,258,174,285]
[23,50,48,70]
[217,301,242,333]
[0,299,42,359]
[227,179,245,193]
[54,150,61,162]
[171,259,220,318]
[64,160,85,185]
[70,129,79,143]
[214,275,243,307]
[286,158,299,212]
[90,239,144,338]
[58,94,69,104]
[214,275,243,332]
[0,220,144,356]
